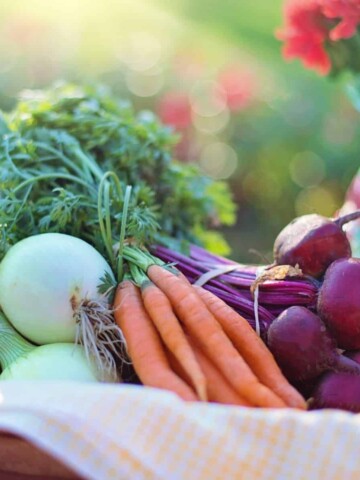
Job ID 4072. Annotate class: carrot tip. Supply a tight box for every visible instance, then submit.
[196,383,208,403]
[289,397,308,410]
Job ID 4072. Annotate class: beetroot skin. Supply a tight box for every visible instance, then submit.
[310,372,360,412]
[267,306,360,383]
[273,212,360,278]
[318,258,360,350]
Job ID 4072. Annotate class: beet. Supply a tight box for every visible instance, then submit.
[310,347,360,411]
[310,371,360,412]
[317,258,360,350]
[267,306,360,383]
[273,211,360,278]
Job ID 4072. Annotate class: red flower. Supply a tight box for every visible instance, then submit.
[277,0,332,75]
[320,0,360,41]
[157,92,192,130]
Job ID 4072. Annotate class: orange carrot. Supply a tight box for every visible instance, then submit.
[147,265,287,408]
[141,280,207,401]
[194,286,307,410]
[168,338,252,407]
[114,280,198,402]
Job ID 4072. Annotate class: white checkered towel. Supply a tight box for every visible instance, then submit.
[0,381,359,480]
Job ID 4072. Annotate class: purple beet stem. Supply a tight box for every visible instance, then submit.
[151,244,318,332]
[334,210,360,229]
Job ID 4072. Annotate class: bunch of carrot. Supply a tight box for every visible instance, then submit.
[114,263,307,409]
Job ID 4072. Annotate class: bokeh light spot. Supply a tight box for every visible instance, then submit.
[218,65,256,111]
[122,32,162,72]
[190,80,227,117]
[323,115,356,145]
[157,92,192,129]
[290,151,326,188]
[199,142,238,179]
[192,108,230,134]
[243,170,282,204]
[285,95,316,128]
[295,186,338,217]
[125,69,163,97]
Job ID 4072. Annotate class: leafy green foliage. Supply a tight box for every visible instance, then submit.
[97,271,117,302]
[0,83,235,263]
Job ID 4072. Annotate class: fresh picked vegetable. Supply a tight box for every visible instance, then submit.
[115,250,306,409]
[310,372,360,412]
[0,83,241,392]
[152,244,318,334]
[4,84,290,406]
[114,279,199,402]
[267,306,360,383]
[309,350,360,412]
[273,211,360,278]
[317,258,360,350]
[0,311,110,382]
[0,83,236,264]
[0,232,124,379]
[168,334,252,406]
[0,83,309,408]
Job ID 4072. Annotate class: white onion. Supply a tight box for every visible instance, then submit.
[0,233,123,379]
[0,343,104,382]
[0,233,113,343]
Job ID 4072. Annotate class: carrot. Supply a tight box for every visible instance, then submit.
[113,280,198,402]
[147,265,288,408]
[141,280,207,401]
[168,338,252,407]
[194,286,307,410]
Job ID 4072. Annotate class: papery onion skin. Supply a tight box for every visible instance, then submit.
[0,233,114,345]
[0,343,105,382]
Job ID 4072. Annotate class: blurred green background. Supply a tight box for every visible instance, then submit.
[0,0,358,262]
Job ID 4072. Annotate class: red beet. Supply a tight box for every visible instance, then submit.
[310,371,360,412]
[267,306,360,382]
[317,258,360,350]
[310,340,360,411]
[273,211,360,278]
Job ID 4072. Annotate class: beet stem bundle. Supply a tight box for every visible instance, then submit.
[151,244,318,332]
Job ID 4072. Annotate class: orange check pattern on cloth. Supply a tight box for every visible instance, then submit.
[0,381,359,480]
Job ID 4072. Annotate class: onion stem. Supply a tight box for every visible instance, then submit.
[97,171,123,268]
[117,185,132,281]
